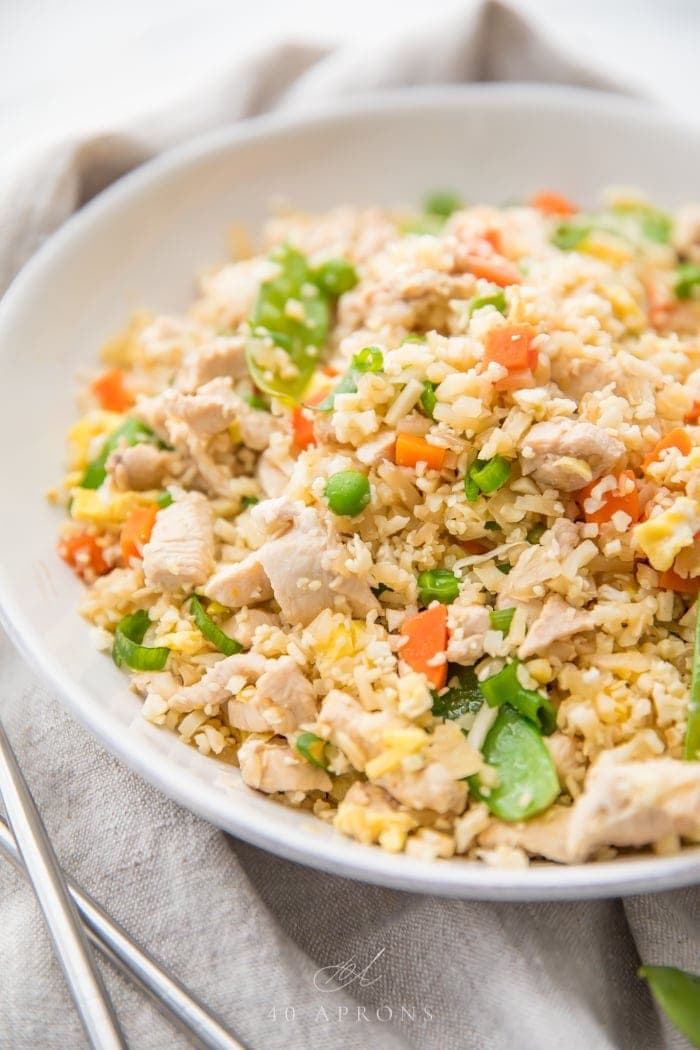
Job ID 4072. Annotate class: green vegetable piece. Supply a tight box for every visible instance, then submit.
[469,706,560,822]
[325,470,371,517]
[190,595,243,657]
[424,190,463,218]
[372,582,391,598]
[484,521,502,532]
[417,568,460,606]
[675,262,700,301]
[81,419,161,490]
[432,666,483,721]
[465,478,480,503]
[468,288,507,317]
[247,244,331,400]
[468,455,511,496]
[401,214,446,236]
[638,965,700,1047]
[312,258,358,297]
[479,659,557,735]
[551,223,592,251]
[496,562,511,575]
[155,491,173,509]
[243,392,270,412]
[420,381,438,419]
[112,610,169,671]
[489,607,515,635]
[296,731,329,770]
[610,203,672,244]
[240,496,259,510]
[526,522,546,544]
[314,347,384,411]
[403,334,427,344]
[684,605,700,760]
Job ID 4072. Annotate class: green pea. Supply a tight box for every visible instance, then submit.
[313,258,358,297]
[417,568,460,606]
[325,470,371,517]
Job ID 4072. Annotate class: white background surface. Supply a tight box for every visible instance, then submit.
[2,0,700,177]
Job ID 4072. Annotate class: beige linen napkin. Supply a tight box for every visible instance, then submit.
[0,3,697,1047]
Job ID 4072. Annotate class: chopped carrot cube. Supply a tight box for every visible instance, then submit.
[465,255,522,287]
[400,605,448,690]
[91,368,134,412]
[394,433,446,471]
[579,469,640,526]
[58,530,109,581]
[484,324,538,373]
[685,402,700,425]
[658,569,700,594]
[530,191,578,217]
[642,428,692,472]
[120,504,159,563]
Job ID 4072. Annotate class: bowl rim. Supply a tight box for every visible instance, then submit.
[1,82,699,899]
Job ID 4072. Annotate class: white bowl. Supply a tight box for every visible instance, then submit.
[1,84,699,900]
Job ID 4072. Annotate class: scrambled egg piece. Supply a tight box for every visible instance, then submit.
[70,488,162,528]
[634,496,700,570]
[334,795,418,852]
[579,231,635,266]
[364,727,428,780]
[67,411,124,470]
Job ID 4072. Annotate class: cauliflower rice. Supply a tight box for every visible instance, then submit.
[52,187,700,866]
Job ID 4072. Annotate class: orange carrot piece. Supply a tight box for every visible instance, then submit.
[58,530,109,582]
[459,539,489,555]
[658,568,700,594]
[120,504,159,563]
[484,324,538,373]
[480,228,503,253]
[642,428,692,472]
[465,255,522,287]
[685,402,700,425]
[292,405,317,451]
[394,433,446,471]
[530,191,577,217]
[579,469,640,526]
[400,605,448,690]
[91,368,134,412]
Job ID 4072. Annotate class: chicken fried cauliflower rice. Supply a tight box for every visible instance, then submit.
[52,187,700,867]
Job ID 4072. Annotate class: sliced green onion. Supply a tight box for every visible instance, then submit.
[314,347,384,411]
[526,522,546,544]
[484,521,502,532]
[610,203,672,244]
[496,562,511,575]
[675,262,700,301]
[420,381,438,419]
[81,419,162,490]
[638,966,700,1047]
[424,190,463,218]
[155,491,173,509]
[403,334,427,344]
[468,288,507,317]
[240,496,259,510]
[479,659,556,734]
[372,582,391,598]
[468,706,560,822]
[489,608,515,635]
[431,666,483,721]
[312,258,358,297]
[684,604,700,760]
[465,478,480,503]
[468,455,512,496]
[190,595,243,657]
[296,731,329,769]
[112,610,169,671]
[417,569,460,606]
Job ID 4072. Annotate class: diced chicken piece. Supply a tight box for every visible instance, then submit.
[520,418,625,492]
[479,757,700,863]
[248,499,378,626]
[318,689,396,771]
[673,203,700,263]
[378,764,467,815]
[567,756,700,860]
[202,557,273,607]
[236,401,274,452]
[169,652,267,713]
[256,450,291,498]
[498,518,581,605]
[517,594,595,659]
[238,737,332,794]
[544,732,585,786]
[143,492,214,591]
[227,657,317,735]
[137,315,206,368]
[446,601,491,665]
[130,670,180,701]
[477,806,574,864]
[107,444,175,491]
[356,430,397,466]
[136,377,240,440]
[176,336,248,392]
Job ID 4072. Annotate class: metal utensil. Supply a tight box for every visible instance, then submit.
[0,812,245,1049]
[0,721,126,1047]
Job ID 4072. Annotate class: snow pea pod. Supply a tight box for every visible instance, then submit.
[638,966,700,1048]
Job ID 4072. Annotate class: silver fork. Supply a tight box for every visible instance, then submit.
[0,722,244,1049]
